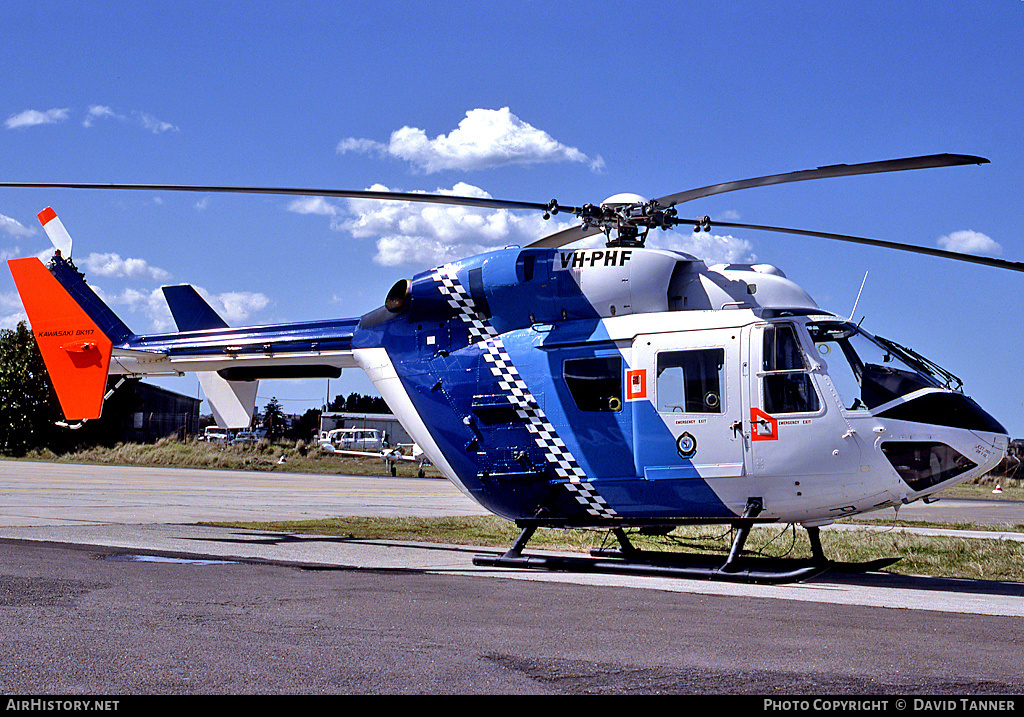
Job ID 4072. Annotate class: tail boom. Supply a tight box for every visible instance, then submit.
[9,254,361,425]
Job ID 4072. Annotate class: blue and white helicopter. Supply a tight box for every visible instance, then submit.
[4,153,1019,584]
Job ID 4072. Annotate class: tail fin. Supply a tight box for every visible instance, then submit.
[8,209,134,421]
[7,255,128,420]
[162,284,229,331]
[161,285,258,429]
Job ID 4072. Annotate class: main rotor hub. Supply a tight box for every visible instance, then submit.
[579,193,680,247]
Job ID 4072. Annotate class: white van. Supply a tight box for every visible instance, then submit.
[319,428,384,453]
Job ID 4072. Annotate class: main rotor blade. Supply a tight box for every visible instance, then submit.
[527,223,603,248]
[655,154,989,208]
[0,181,578,215]
[691,219,1024,273]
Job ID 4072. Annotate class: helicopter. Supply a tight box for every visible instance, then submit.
[3,153,1020,584]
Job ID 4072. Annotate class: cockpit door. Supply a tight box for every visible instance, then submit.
[746,321,867,517]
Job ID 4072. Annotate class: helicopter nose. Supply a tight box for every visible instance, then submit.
[879,423,1008,493]
[875,391,1009,493]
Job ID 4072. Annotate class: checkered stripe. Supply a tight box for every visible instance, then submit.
[435,269,496,344]
[435,265,618,519]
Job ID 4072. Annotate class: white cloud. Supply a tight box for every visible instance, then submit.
[336,137,381,155]
[92,283,270,333]
[82,105,178,134]
[83,105,124,127]
[937,230,1002,257]
[287,197,340,217]
[206,290,271,325]
[92,286,173,332]
[5,108,70,129]
[1,214,36,239]
[80,252,172,282]
[136,111,178,134]
[94,284,270,331]
[0,292,28,330]
[288,180,756,267]
[160,285,271,327]
[292,181,575,266]
[338,107,603,173]
[0,312,28,330]
[7,106,177,133]
[655,231,757,266]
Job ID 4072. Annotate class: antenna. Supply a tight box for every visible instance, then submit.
[849,271,869,321]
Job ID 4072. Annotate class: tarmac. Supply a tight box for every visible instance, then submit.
[1,459,1023,617]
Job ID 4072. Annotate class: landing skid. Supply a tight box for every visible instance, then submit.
[472,523,900,586]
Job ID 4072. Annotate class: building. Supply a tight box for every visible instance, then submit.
[319,412,412,447]
[96,379,202,444]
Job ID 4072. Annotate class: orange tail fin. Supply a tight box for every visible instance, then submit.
[8,257,114,420]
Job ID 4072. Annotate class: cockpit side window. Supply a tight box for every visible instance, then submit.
[807,322,944,410]
[761,324,820,414]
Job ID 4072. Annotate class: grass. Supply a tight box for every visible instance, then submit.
[932,480,1024,502]
[18,436,442,479]
[207,516,1024,583]
[13,439,1024,582]
[844,516,1024,534]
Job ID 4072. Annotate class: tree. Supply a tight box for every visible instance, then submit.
[261,397,287,440]
[0,322,66,456]
[328,392,391,414]
[285,407,322,442]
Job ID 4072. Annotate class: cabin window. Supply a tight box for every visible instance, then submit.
[563,356,623,412]
[761,324,820,414]
[656,348,725,414]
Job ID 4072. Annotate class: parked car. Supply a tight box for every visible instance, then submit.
[201,426,230,444]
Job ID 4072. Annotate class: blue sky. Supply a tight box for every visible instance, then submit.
[2,2,1023,435]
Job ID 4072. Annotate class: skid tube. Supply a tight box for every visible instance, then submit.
[472,504,899,585]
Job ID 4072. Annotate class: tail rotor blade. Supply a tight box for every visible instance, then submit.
[37,207,73,257]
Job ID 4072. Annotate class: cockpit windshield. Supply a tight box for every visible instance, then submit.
[806,321,950,410]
